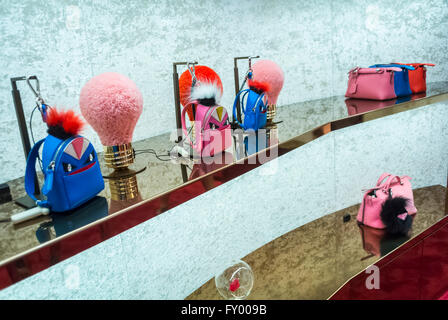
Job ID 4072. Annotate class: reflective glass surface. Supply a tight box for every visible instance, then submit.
[0,81,447,285]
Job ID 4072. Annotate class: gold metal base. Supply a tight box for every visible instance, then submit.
[108,169,140,201]
[103,143,134,169]
[266,104,277,124]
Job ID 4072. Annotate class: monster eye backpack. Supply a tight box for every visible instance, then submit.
[181,103,232,158]
[233,80,270,131]
[181,79,232,158]
[25,109,104,212]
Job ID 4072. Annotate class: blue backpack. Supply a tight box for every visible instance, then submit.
[232,88,268,130]
[369,64,415,97]
[25,134,104,212]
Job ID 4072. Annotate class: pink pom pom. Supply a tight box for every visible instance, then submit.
[229,278,240,292]
[251,60,284,105]
[79,72,143,146]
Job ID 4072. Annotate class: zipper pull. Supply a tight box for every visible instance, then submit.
[42,161,55,196]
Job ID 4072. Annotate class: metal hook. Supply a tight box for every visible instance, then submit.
[26,76,44,105]
[187,62,198,86]
[246,56,260,81]
[247,55,259,72]
[248,56,254,71]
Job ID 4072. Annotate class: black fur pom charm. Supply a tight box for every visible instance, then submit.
[380,196,413,235]
[46,108,84,140]
[196,97,217,107]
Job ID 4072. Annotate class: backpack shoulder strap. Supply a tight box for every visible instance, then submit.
[25,138,45,202]
[25,138,50,208]
[233,89,250,127]
[254,92,266,129]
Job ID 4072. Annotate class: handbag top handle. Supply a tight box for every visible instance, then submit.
[391,62,435,68]
[369,63,415,70]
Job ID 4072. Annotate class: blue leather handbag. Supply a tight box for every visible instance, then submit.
[369,64,414,97]
[25,134,105,212]
[232,88,268,130]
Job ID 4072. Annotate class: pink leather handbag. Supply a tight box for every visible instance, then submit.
[357,173,417,233]
[345,67,402,100]
[181,104,232,158]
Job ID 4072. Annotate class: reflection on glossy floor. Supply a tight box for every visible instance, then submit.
[187,185,447,300]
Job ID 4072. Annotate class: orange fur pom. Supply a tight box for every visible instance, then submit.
[179,65,223,121]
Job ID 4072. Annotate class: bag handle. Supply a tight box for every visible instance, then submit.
[369,63,415,71]
[232,89,250,128]
[392,62,435,68]
[349,67,402,74]
[24,138,49,208]
[181,106,198,149]
[383,175,402,190]
[376,173,392,186]
[382,175,411,192]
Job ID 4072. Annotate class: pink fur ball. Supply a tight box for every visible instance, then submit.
[251,60,284,105]
[79,72,143,146]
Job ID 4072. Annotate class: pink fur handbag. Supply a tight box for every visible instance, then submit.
[345,67,403,100]
[357,173,417,234]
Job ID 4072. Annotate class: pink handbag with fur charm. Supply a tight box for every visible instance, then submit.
[181,104,232,158]
[357,173,417,234]
[345,67,402,100]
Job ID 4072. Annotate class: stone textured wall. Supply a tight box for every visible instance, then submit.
[1,0,447,182]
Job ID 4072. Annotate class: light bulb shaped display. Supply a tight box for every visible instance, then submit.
[251,60,284,124]
[80,72,143,168]
[215,260,254,300]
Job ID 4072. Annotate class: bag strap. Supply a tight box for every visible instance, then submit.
[369,63,415,70]
[253,92,267,129]
[24,138,49,208]
[181,106,196,149]
[233,89,250,128]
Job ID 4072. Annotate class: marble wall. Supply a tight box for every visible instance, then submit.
[1,0,447,183]
[1,101,447,299]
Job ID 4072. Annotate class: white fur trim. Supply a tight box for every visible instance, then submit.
[189,81,222,104]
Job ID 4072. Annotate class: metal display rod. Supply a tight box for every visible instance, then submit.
[233,56,260,125]
[10,76,41,209]
[172,61,198,183]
